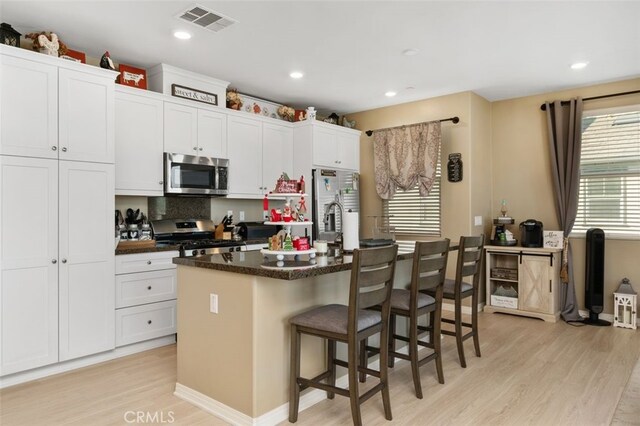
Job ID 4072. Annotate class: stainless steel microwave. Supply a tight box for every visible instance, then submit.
[164,153,229,196]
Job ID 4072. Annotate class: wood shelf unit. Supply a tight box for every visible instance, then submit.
[484,246,562,322]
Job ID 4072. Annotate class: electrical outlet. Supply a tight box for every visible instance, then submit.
[210,294,218,314]
[227,210,233,218]
[239,211,245,221]
[474,216,483,226]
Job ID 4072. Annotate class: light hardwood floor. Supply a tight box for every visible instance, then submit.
[1,312,638,426]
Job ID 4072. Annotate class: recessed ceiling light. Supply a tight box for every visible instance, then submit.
[289,71,304,79]
[173,31,192,40]
[402,48,419,56]
[571,62,588,70]
[385,91,397,97]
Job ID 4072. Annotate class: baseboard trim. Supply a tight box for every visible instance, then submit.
[0,335,176,389]
[578,310,615,322]
[443,301,485,315]
[175,347,411,426]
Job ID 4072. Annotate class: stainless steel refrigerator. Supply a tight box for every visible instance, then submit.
[311,168,360,243]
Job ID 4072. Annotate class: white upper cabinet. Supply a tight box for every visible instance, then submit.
[262,122,294,190]
[227,115,263,197]
[115,88,164,196]
[0,55,58,159]
[307,122,361,171]
[336,131,360,171]
[164,102,198,155]
[164,102,227,158]
[58,69,115,163]
[312,126,338,168]
[198,109,227,158]
[0,46,117,164]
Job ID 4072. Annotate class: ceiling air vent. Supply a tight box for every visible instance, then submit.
[177,4,237,33]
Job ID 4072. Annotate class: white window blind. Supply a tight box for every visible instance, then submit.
[574,107,640,237]
[382,151,441,238]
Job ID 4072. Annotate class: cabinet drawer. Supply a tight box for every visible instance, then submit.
[116,269,177,308]
[115,300,176,347]
[115,251,179,274]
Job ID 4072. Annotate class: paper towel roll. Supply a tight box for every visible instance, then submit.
[343,211,359,252]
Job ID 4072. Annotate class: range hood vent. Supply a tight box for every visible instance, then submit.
[177,4,237,33]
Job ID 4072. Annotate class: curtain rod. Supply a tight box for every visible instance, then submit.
[365,116,459,137]
[539,90,640,111]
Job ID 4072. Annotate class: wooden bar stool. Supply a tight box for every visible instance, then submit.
[425,235,484,368]
[288,245,398,425]
[361,239,450,399]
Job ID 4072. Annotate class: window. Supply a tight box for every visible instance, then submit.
[573,106,640,238]
[382,148,441,241]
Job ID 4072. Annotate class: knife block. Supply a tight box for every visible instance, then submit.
[215,223,232,240]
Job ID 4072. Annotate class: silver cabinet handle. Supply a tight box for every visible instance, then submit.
[199,147,203,151]
[193,147,198,151]
[147,286,152,290]
[61,258,67,263]
[61,147,67,152]
[147,260,152,265]
[52,259,57,264]
[51,146,57,151]
[147,320,152,325]
[159,180,163,185]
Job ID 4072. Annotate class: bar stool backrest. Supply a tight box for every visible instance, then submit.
[411,239,450,307]
[455,235,485,291]
[348,245,399,333]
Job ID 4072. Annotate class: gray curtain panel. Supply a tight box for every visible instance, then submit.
[373,121,441,200]
[545,98,583,322]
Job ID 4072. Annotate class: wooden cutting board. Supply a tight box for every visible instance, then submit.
[117,240,156,249]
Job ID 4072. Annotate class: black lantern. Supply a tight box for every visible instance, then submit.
[0,23,21,48]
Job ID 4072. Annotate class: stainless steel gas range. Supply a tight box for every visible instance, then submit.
[152,219,248,257]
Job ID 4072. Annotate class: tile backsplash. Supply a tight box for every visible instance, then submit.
[148,197,211,220]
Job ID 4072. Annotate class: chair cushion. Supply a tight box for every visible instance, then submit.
[442,279,473,296]
[289,304,382,335]
[390,289,436,311]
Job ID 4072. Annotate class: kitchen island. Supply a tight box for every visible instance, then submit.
[172,249,417,424]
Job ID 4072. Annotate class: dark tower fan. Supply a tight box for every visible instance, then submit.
[584,228,611,326]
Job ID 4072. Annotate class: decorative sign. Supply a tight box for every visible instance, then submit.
[543,230,564,248]
[447,153,463,182]
[60,49,86,63]
[171,84,218,106]
[118,64,147,89]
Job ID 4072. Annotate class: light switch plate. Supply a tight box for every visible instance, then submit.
[474,216,483,226]
[210,294,218,313]
[239,211,245,221]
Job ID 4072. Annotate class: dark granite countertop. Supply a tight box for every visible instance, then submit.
[173,249,416,280]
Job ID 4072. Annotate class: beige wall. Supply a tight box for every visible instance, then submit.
[492,78,640,315]
[349,77,639,316]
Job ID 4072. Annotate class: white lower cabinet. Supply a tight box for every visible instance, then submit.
[115,251,178,347]
[116,300,177,347]
[0,156,115,375]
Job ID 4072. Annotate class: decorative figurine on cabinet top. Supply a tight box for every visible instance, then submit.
[25,31,68,57]
[100,51,116,70]
[0,23,21,47]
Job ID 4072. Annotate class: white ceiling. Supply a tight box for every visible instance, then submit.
[2,1,639,114]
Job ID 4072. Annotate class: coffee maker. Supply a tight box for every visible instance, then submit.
[520,219,543,247]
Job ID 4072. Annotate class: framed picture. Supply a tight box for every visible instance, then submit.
[60,49,86,63]
[118,64,147,89]
[543,230,564,249]
[171,84,217,106]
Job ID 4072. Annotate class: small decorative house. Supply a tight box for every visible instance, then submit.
[0,23,21,48]
[613,277,637,330]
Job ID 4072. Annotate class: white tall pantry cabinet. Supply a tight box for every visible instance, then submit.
[0,46,117,376]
